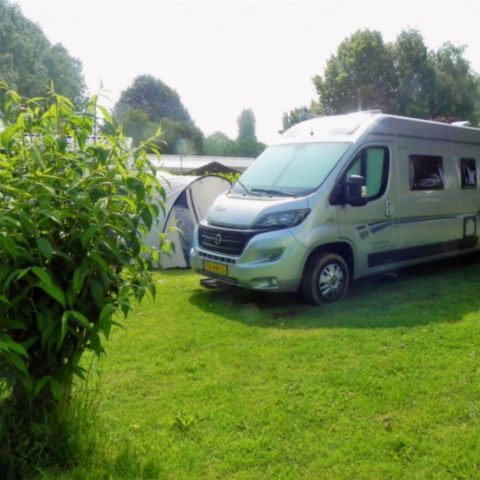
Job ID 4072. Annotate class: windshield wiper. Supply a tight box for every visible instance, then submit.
[235,179,261,196]
[251,188,296,198]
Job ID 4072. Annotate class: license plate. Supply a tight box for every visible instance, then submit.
[204,260,228,276]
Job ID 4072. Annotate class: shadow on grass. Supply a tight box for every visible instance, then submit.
[188,254,480,329]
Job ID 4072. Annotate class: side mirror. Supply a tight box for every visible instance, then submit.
[344,175,367,207]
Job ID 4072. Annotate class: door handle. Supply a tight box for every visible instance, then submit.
[385,200,394,217]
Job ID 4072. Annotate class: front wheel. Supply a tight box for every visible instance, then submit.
[300,253,349,305]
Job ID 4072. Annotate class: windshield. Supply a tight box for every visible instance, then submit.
[231,142,350,196]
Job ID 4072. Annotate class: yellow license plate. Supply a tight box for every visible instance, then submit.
[204,260,228,276]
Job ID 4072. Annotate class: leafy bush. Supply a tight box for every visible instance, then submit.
[0,86,164,476]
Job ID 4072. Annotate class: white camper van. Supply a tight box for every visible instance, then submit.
[190,112,480,304]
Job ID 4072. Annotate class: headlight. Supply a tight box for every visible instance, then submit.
[254,209,310,229]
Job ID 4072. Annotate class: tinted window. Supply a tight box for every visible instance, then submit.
[409,155,444,190]
[344,147,389,200]
[460,158,476,188]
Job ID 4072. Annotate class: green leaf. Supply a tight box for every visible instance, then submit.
[0,334,28,356]
[58,311,91,349]
[39,210,62,226]
[49,377,64,402]
[31,266,51,286]
[88,326,105,356]
[141,207,153,230]
[67,310,91,330]
[99,303,115,338]
[90,279,104,307]
[81,225,99,246]
[0,295,11,305]
[3,351,27,374]
[32,267,66,307]
[72,262,89,295]
[0,235,19,258]
[90,252,109,272]
[1,123,19,147]
[40,318,56,350]
[36,237,54,260]
[97,105,112,123]
[34,376,51,397]
[59,313,68,348]
[73,365,87,380]
[21,336,38,350]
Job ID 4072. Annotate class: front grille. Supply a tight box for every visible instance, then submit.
[199,225,257,256]
[198,251,236,264]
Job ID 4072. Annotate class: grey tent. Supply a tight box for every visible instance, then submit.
[145,173,230,268]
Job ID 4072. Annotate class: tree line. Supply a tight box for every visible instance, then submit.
[0,0,85,105]
[0,0,264,158]
[283,29,480,131]
[113,74,266,157]
[2,0,479,155]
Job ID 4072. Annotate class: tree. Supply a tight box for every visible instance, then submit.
[234,137,265,157]
[0,0,86,104]
[158,117,204,155]
[43,44,86,106]
[392,29,435,117]
[237,109,257,141]
[204,131,237,156]
[114,75,191,124]
[311,28,480,123]
[313,30,397,114]
[234,109,265,157]
[281,106,313,133]
[113,75,204,154]
[429,43,480,123]
[115,108,157,146]
[0,88,163,476]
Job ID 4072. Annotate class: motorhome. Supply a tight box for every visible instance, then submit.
[190,111,480,304]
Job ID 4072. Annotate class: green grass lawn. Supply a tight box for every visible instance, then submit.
[51,256,480,479]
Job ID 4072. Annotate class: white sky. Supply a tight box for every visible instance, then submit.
[14,0,480,144]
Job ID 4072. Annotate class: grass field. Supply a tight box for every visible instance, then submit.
[49,255,480,479]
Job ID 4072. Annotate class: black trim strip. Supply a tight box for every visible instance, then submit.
[370,221,393,234]
[394,215,459,225]
[365,215,471,237]
[368,237,478,268]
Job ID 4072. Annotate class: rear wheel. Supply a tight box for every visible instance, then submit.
[300,253,349,305]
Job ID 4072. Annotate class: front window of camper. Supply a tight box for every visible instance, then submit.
[232,143,350,196]
[344,147,389,200]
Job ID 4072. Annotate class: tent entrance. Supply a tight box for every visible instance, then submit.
[145,173,231,269]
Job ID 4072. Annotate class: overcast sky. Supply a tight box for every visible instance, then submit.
[15,0,480,144]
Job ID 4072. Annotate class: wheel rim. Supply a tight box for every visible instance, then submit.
[318,262,344,300]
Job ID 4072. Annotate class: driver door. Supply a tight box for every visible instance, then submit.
[336,144,397,275]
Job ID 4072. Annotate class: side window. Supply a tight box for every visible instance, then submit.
[409,155,444,190]
[460,158,476,188]
[344,147,389,201]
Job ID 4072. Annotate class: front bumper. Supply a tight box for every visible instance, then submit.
[190,225,308,292]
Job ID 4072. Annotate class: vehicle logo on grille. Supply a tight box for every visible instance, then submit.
[214,233,222,245]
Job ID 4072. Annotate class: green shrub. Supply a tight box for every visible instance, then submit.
[0,86,164,476]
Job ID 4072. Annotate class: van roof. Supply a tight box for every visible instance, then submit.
[279,111,480,147]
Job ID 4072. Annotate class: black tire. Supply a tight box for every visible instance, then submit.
[300,253,349,305]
